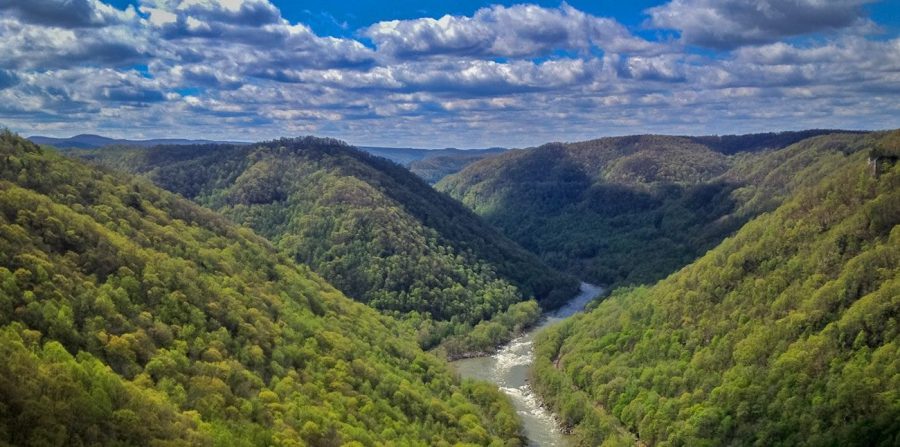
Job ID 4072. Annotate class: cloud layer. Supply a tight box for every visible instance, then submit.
[0,0,897,147]
[363,4,657,59]
[647,0,876,49]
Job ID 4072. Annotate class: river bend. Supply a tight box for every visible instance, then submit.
[453,282,603,446]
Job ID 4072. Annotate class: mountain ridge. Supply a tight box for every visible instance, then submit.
[28,134,507,184]
[27,133,247,149]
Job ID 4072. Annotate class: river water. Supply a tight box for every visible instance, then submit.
[452,282,604,446]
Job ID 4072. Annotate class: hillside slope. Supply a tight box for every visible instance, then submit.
[79,138,577,354]
[438,130,860,288]
[532,131,900,446]
[0,131,523,446]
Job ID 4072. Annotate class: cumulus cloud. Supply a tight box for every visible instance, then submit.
[139,0,375,71]
[647,0,877,49]
[618,55,687,82]
[0,0,896,147]
[364,3,657,59]
[723,37,900,91]
[0,17,151,70]
[142,0,280,37]
[283,58,600,97]
[0,0,137,28]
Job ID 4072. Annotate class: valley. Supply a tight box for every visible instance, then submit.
[530,131,899,446]
[2,128,897,447]
[76,138,578,358]
[454,282,603,447]
[437,130,856,289]
[3,1,899,445]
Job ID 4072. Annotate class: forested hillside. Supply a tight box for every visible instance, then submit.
[78,139,576,355]
[531,131,900,446]
[438,130,858,288]
[0,131,524,446]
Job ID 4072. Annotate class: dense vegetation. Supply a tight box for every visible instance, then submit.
[531,132,900,446]
[438,131,861,288]
[0,131,525,446]
[79,139,576,355]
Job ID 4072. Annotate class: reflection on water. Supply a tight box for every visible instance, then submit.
[452,283,603,447]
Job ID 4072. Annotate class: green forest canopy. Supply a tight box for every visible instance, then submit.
[78,139,577,355]
[531,131,900,446]
[0,131,524,446]
[438,130,868,289]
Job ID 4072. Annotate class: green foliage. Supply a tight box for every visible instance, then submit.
[80,138,576,352]
[431,300,541,359]
[531,132,900,446]
[0,131,524,446]
[0,324,208,446]
[871,129,900,158]
[439,132,871,289]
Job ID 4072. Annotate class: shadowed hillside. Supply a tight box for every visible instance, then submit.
[531,131,900,446]
[438,130,864,289]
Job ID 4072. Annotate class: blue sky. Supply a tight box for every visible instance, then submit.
[105,1,673,33]
[1,0,899,147]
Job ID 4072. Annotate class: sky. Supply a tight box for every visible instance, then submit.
[0,0,898,148]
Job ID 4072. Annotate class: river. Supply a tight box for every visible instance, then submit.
[452,282,604,446]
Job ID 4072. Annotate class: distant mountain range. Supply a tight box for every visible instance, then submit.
[26,135,505,159]
[358,147,510,183]
[27,133,246,149]
[359,146,508,183]
[358,146,507,164]
[28,134,509,183]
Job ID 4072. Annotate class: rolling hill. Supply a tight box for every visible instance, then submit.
[27,134,245,149]
[28,135,503,184]
[438,130,859,289]
[77,138,577,356]
[531,131,900,446]
[0,131,524,446]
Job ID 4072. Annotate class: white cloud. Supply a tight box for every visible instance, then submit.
[364,3,658,59]
[0,0,137,28]
[140,6,177,26]
[647,0,877,49]
[0,0,896,147]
